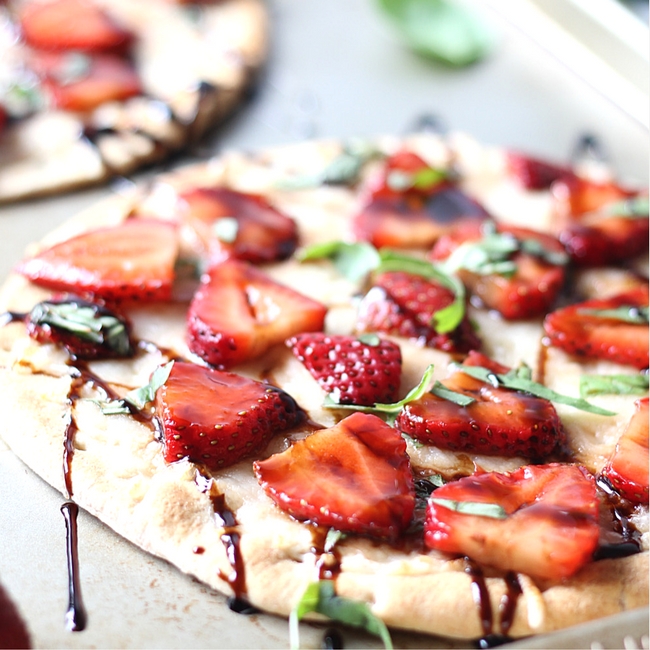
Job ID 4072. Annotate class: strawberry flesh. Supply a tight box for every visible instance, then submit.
[17,218,178,303]
[543,288,649,369]
[396,352,565,458]
[424,463,600,581]
[187,260,327,368]
[602,397,649,505]
[179,187,298,265]
[156,361,303,470]
[506,151,574,190]
[552,176,636,218]
[254,412,415,540]
[286,333,402,406]
[356,271,481,353]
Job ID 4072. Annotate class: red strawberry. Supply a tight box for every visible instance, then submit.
[506,151,574,190]
[17,219,178,303]
[254,412,415,540]
[396,351,565,458]
[543,288,649,369]
[430,223,567,320]
[179,187,298,265]
[424,463,600,581]
[25,295,133,359]
[356,271,480,354]
[156,361,303,471]
[31,51,141,112]
[187,260,327,369]
[551,176,636,218]
[286,333,402,406]
[601,397,649,505]
[352,150,490,249]
[20,0,133,53]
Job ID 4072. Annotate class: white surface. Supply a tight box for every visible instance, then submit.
[0,0,648,648]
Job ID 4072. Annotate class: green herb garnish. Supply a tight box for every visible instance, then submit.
[431,498,507,519]
[606,196,649,218]
[386,166,447,192]
[580,374,649,398]
[290,580,392,650]
[578,305,649,324]
[430,380,475,406]
[298,241,381,282]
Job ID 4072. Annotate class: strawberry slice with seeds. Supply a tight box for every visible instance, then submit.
[286,333,402,406]
[543,288,649,369]
[17,219,178,303]
[187,260,327,369]
[602,397,649,505]
[506,151,574,190]
[356,270,480,353]
[424,463,600,581]
[430,222,567,320]
[20,0,134,53]
[31,51,141,112]
[254,412,415,540]
[156,361,303,471]
[179,187,298,265]
[352,150,490,249]
[552,176,636,218]
[396,351,565,458]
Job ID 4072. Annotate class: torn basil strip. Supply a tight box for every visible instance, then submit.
[385,166,448,193]
[606,195,649,218]
[454,363,616,416]
[578,305,649,324]
[298,241,381,282]
[289,580,393,650]
[431,498,507,519]
[430,381,475,406]
[580,374,649,398]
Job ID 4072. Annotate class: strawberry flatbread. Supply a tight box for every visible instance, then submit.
[0,0,268,202]
[0,132,647,646]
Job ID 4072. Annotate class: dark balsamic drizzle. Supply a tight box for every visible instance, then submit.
[309,526,342,582]
[0,311,26,326]
[322,628,344,649]
[61,502,87,632]
[498,572,521,636]
[465,559,492,638]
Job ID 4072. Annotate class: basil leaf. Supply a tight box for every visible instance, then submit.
[455,364,616,416]
[213,217,239,243]
[358,333,381,346]
[606,196,649,218]
[386,166,447,192]
[578,305,649,324]
[376,0,493,67]
[290,580,393,650]
[124,361,174,410]
[580,374,649,398]
[431,498,507,519]
[518,238,569,266]
[299,241,381,283]
[430,380,475,406]
[324,529,346,552]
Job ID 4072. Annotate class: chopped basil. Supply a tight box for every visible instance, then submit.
[376,0,493,67]
[430,380,475,406]
[606,196,649,218]
[213,217,239,243]
[580,374,649,398]
[431,498,507,519]
[55,52,92,85]
[385,166,447,193]
[289,580,392,650]
[454,363,616,416]
[324,529,346,552]
[4,79,45,118]
[298,241,381,282]
[357,333,381,346]
[28,299,132,357]
[577,305,649,324]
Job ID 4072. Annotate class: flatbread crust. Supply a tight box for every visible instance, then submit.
[0,133,647,643]
[0,0,268,203]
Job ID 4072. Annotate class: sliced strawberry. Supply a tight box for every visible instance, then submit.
[430,223,567,320]
[254,412,415,540]
[602,397,649,505]
[551,176,636,218]
[396,351,565,458]
[25,295,133,359]
[352,150,490,249]
[17,219,178,303]
[187,260,327,368]
[355,270,480,354]
[286,333,402,406]
[543,288,649,369]
[506,151,574,190]
[424,463,600,581]
[20,0,133,53]
[179,187,298,265]
[31,51,141,112]
[156,361,303,471]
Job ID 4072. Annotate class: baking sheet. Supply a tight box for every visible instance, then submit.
[0,0,648,648]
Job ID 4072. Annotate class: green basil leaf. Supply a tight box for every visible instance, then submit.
[358,333,381,346]
[386,166,447,192]
[324,529,346,553]
[580,374,649,398]
[606,196,649,218]
[518,238,569,266]
[377,0,493,67]
[430,380,475,406]
[431,498,507,519]
[299,241,381,283]
[455,364,616,416]
[290,580,393,650]
[578,305,649,324]
[123,361,175,410]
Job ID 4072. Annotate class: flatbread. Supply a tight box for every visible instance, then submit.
[0,132,647,645]
[0,0,268,202]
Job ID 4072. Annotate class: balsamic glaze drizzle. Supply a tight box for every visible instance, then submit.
[61,502,87,632]
[465,559,492,637]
